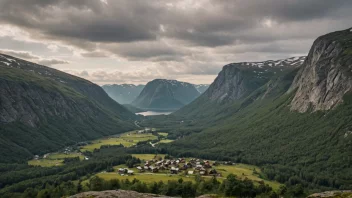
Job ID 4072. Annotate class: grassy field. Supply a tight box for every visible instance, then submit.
[216,164,281,190]
[159,139,174,143]
[132,154,166,161]
[47,153,84,160]
[157,132,168,137]
[97,172,194,183]
[120,132,157,142]
[80,131,158,152]
[28,159,63,167]
[28,152,84,167]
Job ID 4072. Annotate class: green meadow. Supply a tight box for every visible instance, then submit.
[80,131,158,152]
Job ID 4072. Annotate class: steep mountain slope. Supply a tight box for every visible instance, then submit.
[102,84,145,104]
[162,28,352,190]
[194,84,209,93]
[132,79,200,110]
[0,54,135,163]
[289,29,352,112]
[175,56,305,118]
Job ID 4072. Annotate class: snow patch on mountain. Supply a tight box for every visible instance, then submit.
[226,56,306,68]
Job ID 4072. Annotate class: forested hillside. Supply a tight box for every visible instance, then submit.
[151,28,352,191]
[0,54,136,163]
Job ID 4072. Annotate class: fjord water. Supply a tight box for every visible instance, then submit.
[136,111,173,116]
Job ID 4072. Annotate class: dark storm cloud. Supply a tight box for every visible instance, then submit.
[1,0,351,48]
[103,40,187,61]
[0,0,351,81]
[0,0,159,43]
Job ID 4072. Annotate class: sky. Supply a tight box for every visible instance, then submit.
[0,0,351,85]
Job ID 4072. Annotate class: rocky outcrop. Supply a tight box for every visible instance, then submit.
[132,79,200,110]
[307,190,352,198]
[70,190,217,198]
[289,28,352,112]
[70,190,172,198]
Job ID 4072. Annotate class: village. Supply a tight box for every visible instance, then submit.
[117,155,234,177]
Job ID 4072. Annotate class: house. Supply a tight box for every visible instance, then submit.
[186,162,193,168]
[156,160,164,166]
[224,161,234,165]
[195,164,203,170]
[200,171,206,175]
[180,164,188,170]
[118,168,127,173]
[137,166,144,172]
[204,161,212,168]
[84,157,89,160]
[150,166,159,173]
[188,171,194,175]
[127,170,134,175]
[144,166,149,170]
[170,167,179,174]
[34,155,39,160]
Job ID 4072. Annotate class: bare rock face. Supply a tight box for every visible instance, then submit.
[289,28,352,112]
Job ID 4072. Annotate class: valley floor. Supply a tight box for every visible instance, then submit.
[27,128,282,192]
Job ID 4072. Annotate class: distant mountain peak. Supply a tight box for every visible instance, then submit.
[132,79,200,110]
[102,84,145,104]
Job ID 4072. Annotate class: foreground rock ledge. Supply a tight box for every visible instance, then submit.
[70,190,219,198]
[69,190,172,198]
[307,190,352,198]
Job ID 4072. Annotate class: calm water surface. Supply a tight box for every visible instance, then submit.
[136,111,173,116]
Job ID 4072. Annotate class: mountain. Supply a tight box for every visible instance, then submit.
[289,29,352,112]
[102,84,145,104]
[162,28,352,190]
[194,84,209,94]
[132,79,200,110]
[175,56,305,118]
[0,54,136,163]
